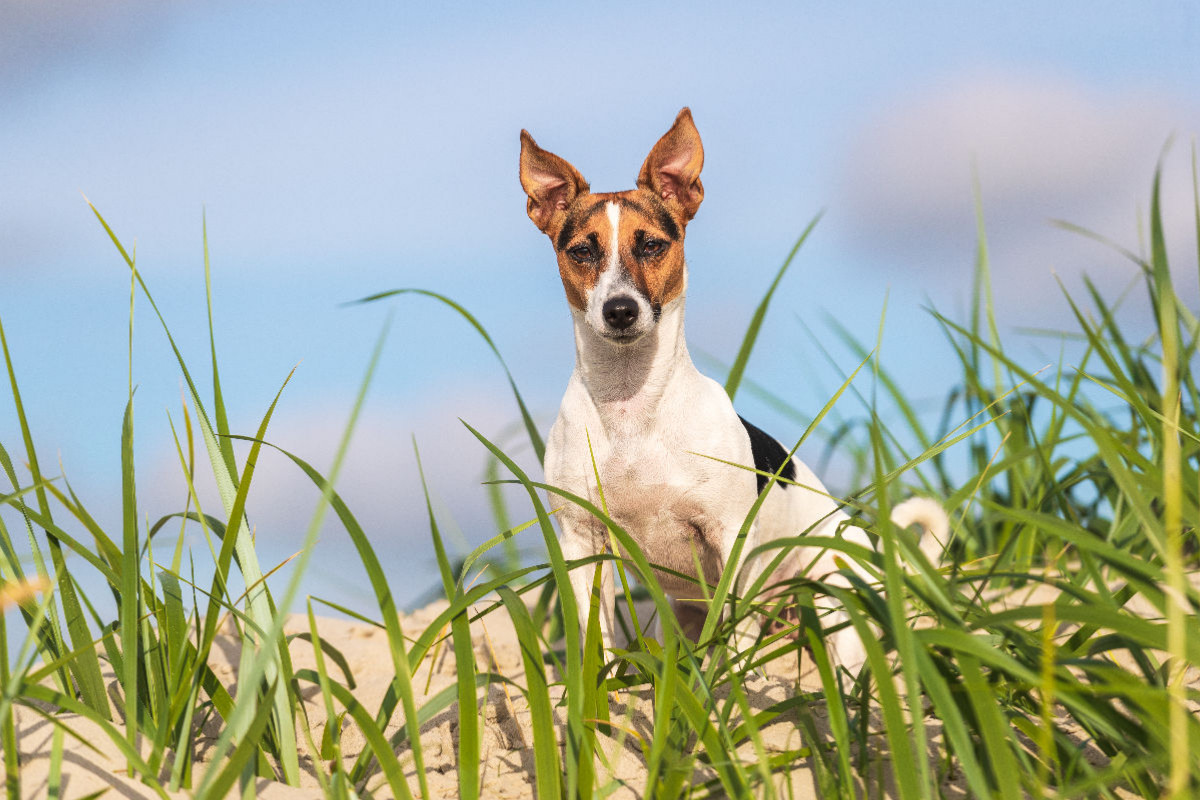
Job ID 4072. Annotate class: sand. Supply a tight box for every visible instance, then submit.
[10,590,1178,799]
[10,601,861,799]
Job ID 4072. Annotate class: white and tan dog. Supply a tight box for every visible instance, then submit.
[520,108,946,670]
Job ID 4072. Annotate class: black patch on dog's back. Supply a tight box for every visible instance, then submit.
[739,417,795,493]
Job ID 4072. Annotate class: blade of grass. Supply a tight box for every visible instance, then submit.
[0,316,107,714]
[224,434,427,796]
[868,306,931,797]
[121,259,142,774]
[496,585,562,799]
[700,350,871,650]
[119,395,140,770]
[303,603,344,799]
[725,212,822,401]
[415,441,480,800]
[797,598,855,792]
[353,288,545,462]
[88,202,294,772]
[202,212,240,484]
[195,321,388,797]
[0,581,23,799]
[48,724,64,800]
[956,652,1023,800]
[461,421,590,799]
[643,635,683,796]
[294,671,415,800]
[1150,156,1191,800]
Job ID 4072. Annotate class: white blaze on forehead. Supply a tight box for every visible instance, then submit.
[582,199,652,338]
[605,201,620,275]
[588,203,625,309]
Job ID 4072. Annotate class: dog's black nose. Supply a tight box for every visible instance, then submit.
[602,297,639,330]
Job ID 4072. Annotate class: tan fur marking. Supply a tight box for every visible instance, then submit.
[554,190,688,310]
[616,191,687,307]
[522,116,695,312]
[554,195,608,310]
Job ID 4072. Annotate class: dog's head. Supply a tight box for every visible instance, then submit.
[519,108,704,343]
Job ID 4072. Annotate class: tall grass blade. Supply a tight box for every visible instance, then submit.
[415,441,480,800]
[229,436,426,797]
[958,651,1023,800]
[1149,158,1191,799]
[121,254,141,769]
[47,724,63,800]
[0,315,108,716]
[354,288,546,462]
[0,592,17,799]
[836,586,922,800]
[303,603,344,798]
[971,165,1003,392]
[119,396,140,766]
[195,321,387,796]
[463,423,590,798]
[496,586,562,799]
[87,202,289,752]
[202,212,240,484]
[294,672,416,800]
[867,320,931,797]
[725,212,821,401]
[701,351,870,648]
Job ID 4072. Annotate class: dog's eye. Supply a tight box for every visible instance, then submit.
[566,244,593,263]
[639,239,666,258]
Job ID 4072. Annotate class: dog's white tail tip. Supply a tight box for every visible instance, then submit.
[890,497,949,563]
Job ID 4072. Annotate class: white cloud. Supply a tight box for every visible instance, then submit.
[837,73,1200,325]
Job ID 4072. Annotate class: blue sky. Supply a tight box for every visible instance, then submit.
[2,2,1198,612]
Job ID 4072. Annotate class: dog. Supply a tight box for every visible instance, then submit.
[520,108,947,671]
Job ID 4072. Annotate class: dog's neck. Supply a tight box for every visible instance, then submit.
[571,296,693,432]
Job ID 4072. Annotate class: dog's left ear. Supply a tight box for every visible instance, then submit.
[637,108,704,222]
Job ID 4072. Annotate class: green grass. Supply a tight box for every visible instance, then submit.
[0,157,1198,799]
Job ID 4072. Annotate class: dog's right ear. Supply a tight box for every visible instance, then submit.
[519,131,589,235]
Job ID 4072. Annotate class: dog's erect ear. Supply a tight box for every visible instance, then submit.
[519,131,589,235]
[637,108,704,222]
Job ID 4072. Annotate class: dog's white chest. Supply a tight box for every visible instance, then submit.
[597,441,690,518]
[542,300,761,598]
[583,433,728,593]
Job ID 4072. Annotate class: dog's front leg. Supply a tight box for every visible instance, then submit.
[559,522,616,651]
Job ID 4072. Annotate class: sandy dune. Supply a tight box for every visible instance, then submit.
[14,590,1169,798]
